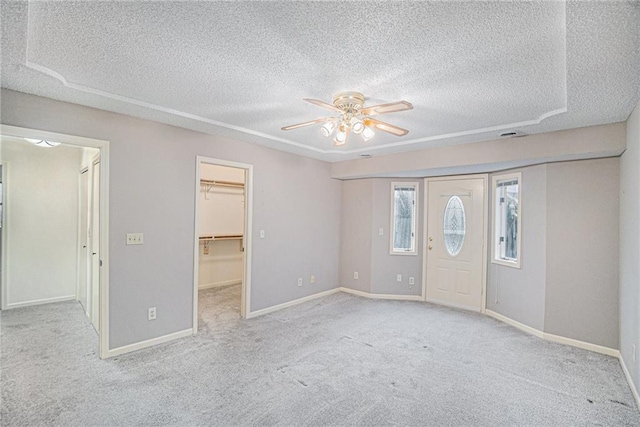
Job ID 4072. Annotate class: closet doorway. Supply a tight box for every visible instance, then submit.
[193,157,252,331]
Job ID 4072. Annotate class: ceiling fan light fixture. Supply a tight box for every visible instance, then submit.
[362,126,375,141]
[282,91,411,147]
[334,126,348,146]
[320,121,336,137]
[350,117,365,134]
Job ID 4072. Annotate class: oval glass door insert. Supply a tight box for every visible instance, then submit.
[443,196,466,256]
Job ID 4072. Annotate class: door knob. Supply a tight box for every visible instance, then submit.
[429,237,433,242]
[428,245,433,250]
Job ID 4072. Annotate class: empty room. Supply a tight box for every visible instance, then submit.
[1,1,640,426]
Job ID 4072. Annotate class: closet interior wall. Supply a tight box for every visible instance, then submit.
[198,164,245,290]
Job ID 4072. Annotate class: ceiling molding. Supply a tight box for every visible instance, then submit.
[23,57,568,157]
[4,1,634,162]
[21,0,568,158]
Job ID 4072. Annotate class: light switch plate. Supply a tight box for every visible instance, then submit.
[127,233,144,245]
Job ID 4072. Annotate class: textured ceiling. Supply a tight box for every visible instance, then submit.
[1,1,639,162]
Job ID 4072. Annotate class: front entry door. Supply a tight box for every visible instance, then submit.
[425,177,486,312]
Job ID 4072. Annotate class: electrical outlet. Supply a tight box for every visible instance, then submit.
[409,277,415,285]
[126,233,144,245]
[310,275,315,284]
[148,307,156,320]
[378,228,384,236]
[397,274,402,282]
[297,277,303,287]
[353,272,359,279]
[260,230,265,239]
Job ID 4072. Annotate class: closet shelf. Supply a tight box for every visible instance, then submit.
[200,179,244,191]
[199,234,243,242]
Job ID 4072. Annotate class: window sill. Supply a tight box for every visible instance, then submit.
[390,251,418,256]
[491,258,521,269]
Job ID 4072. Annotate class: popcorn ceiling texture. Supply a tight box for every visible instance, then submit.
[1,1,638,160]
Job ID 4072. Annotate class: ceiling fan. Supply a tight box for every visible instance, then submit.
[281,91,413,146]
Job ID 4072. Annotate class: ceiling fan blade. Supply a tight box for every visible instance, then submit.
[304,98,343,113]
[281,117,332,131]
[361,100,413,116]
[365,118,409,136]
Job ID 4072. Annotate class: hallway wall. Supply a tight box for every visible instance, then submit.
[1,138,81,307]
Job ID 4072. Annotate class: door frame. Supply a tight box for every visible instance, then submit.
[0,124,111,359]
[1,163,7,311]
[192,156,253,331]
[76,166,90,317]
[421,174,489,313]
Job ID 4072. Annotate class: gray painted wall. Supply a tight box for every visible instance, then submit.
[545,158,620,349]
[370,179,422,296]
[340,178,422,296]
[487,158,621,349]
[620,100,640,392]
[487,164,547,331]
[1,89,342,350]
[340,179,372,293]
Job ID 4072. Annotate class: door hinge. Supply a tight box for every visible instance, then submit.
[499,236,504,243]
[500,197,505,204]
[100,259,103,267]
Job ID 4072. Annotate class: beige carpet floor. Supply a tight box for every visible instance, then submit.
[2,285,639,426]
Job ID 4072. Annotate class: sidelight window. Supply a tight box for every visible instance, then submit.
[391,182,418,255]
[492,173,521,268]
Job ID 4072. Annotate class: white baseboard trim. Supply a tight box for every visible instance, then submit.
[620,355,640,410]
[485,309,544,339]
[106,328,194,358]
[543,332,620,358]
[485,309,618,357]
[198,279,242,290]
[5,295,76,309]
[247,288,341,319]
[340,287,423,301]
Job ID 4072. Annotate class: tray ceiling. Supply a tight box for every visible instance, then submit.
[1,1,639,161]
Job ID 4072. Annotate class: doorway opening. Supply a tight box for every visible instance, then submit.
[0,125,110,358]
[193,156,252,332]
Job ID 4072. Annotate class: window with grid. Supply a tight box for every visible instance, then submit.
[492,173,521,268]
[390,182,418,255]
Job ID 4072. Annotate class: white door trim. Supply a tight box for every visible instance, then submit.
[422,174,488,313]
[1,162,8,311]
[76,167,90,316]
[193,156,253,332]
[0,124,110,359]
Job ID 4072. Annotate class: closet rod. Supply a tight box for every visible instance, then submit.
[199,234,244,242]
[200,179,244,189]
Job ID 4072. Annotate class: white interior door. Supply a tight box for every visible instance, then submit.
[425,177,486,312]
[89,161,100,331]
[78,169,90,314]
